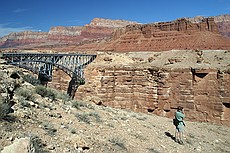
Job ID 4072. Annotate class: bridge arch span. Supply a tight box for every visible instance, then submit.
[1,52,97,98]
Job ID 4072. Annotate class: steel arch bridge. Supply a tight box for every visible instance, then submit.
[1,52,97,99]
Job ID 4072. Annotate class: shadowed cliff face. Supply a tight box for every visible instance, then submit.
[0,15,230,52]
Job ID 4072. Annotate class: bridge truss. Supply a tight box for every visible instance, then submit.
[2,52,97,98]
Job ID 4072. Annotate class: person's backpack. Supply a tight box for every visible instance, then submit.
[173,118,179,126]
[173,118,185,126]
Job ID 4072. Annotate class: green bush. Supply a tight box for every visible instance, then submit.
[22,74,40,86]
[15,87,35,101]
[75,113,91,124]
[0,96,14,119]
[71,100,90,109]
[54,90,70,101]
[71,100,94,109]
[35,86,56,101]
[75,112,102,124]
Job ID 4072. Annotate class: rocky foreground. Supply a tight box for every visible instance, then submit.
[0,59,230,153]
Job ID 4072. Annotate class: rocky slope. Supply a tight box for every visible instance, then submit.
[0,60,230,153]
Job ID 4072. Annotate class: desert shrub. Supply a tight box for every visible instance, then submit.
[19,98,30,108]
[88,112,102,123]
[130,133,147,141]
[109,137,127,151]
[75,112,102,124]
[30,135,49,153]
[72,100,88,109]
[78,78,85,85]
[71,100,94,109]
[35,85,56,101]
[0,97,10,118]
[15,87,35,101]
[75,113,91,124]
[22,74,40,86]
[147,147,161,153]
[72,100,81,109]
[35,85,70,101]
[0,96,15,119]
[54,90,70,101]
[41,122,57,136]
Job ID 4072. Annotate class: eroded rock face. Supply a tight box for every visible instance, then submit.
[0,18,135,49]
[1,15,230,52]
[99,17,230,51]
[88,18,138,27]
[70,51,230,126]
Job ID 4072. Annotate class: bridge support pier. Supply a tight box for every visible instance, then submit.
[67,74,85,99]
[67,77,78,99]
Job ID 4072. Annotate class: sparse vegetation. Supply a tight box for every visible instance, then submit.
[22,74,40,86]
[75,112,91,124]
[75,112,102,124]
[147,147,161,153]
[15,87,35,101]
[72,100,95,109]
[35,85,56,101]
[41,122,57,136]
[0,96,13,119]
[30,135,49,153]
[109,137,127,151]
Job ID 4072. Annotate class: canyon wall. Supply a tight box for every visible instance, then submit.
[75,66,230,126]
[0,15,230,52]
[0,18,137,50]
[69,51,230,126]
[100,18,230,51]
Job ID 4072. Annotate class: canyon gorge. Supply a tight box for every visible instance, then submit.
[1,14,230,126]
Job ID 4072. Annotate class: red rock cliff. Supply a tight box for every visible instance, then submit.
[1,15,230,52]
[70,51,230,126]
[0,18,136,50]
[94,17,230,51]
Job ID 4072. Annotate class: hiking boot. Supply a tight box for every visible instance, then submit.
[179,140,184,145]
[175,139,179,143]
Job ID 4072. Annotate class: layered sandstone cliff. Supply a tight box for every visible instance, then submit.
[0,18,136,50]
[0,31,48,48]
[95,17,230,51]
[67,50,229,126]
[0,15,230,52]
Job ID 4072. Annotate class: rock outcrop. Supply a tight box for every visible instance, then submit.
[1,137,34,153]
[66,50,230,126]
[0,58,23,118]
[88,18,138,27]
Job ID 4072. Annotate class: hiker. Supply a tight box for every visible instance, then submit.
[174,106,185,144]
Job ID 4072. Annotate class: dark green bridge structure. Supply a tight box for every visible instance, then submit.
[1,52,97,99]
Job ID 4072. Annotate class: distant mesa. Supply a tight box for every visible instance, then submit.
[0,15,230,52]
